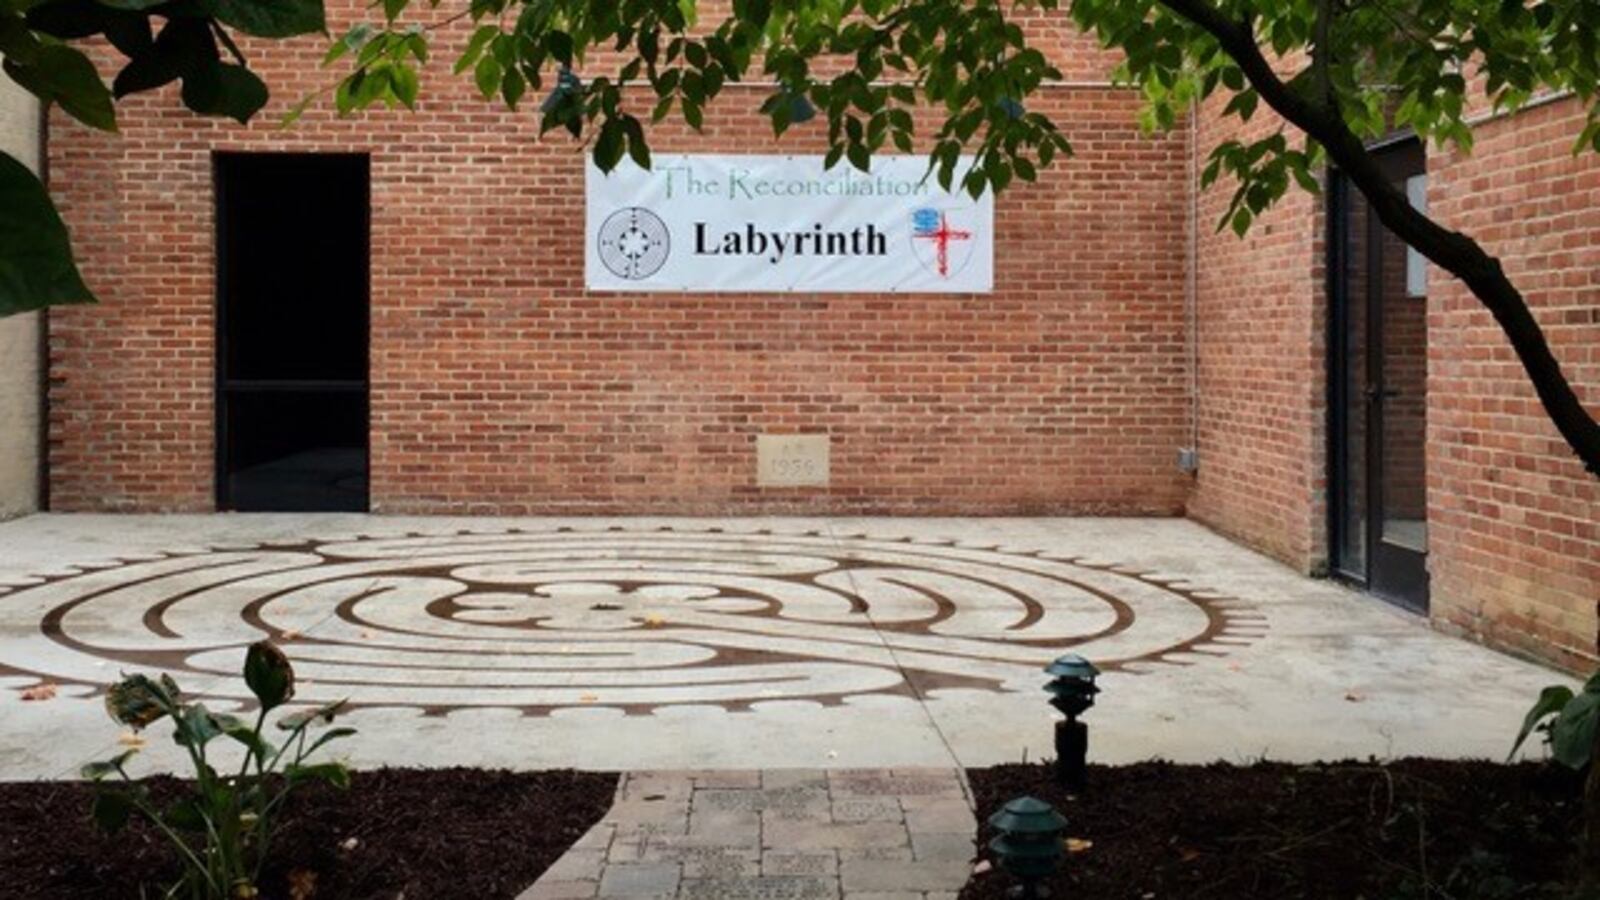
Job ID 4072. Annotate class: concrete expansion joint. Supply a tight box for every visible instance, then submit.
[519,768,976,900]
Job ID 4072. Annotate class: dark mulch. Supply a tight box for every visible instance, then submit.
[963,759,1586,900]
[0,767,617,900]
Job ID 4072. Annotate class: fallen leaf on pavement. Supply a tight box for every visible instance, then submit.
[20,682,57,701]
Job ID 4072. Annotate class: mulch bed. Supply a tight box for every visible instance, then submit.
[0,767,617,900]
[963,759,1584,900]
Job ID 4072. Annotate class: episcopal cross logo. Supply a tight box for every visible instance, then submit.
[909,207,976,279]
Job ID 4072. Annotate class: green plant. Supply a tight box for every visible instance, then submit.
[1513,671,1600,887]
[1512,673,1599,770]
[83,642,355,900]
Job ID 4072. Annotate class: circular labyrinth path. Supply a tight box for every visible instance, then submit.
[0,527,1264,714]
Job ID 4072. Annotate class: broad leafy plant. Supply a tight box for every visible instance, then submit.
[83,641,354,900]
[1512,671,1600,883]
[1512,673,1600,770]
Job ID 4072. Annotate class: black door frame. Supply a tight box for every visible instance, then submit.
[1326,140,1430,612]
[213,151,372,512]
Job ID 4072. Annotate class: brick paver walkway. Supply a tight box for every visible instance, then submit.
[519,769,977,899]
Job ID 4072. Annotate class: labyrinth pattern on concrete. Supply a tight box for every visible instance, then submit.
[0,528,1264,713]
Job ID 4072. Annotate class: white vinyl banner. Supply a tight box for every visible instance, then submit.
[585,154,993,293]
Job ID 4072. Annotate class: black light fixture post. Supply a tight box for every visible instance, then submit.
[988,795,1067,898]
[1043,653,1099,792]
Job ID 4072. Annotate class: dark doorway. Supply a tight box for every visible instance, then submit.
[215,153,369,512]
[1328,140,1429,612]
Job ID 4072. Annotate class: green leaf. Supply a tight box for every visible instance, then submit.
[846,141,870,172]
[392,63,419,109]
[91,790,136,833]
[1510,684,1573,759]
[1551,690,1600,769]
[4,43,115,131]
[0,151,96,317]
[593,120,624,172]
[623,116,650,169]
[80,749,139,781]
[454,25,497,75]
[173,703,224,749]
[473,54,501,99]
[303,726,357,758]
[276,699,347,731]
[220,715,275,760]
[286,761,351,789]
[162,798,208,832]
[243,641,295,711]
[180,62,268,124]
[203,0,325,38]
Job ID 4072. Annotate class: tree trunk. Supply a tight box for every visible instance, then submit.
[1157,0,1600,482]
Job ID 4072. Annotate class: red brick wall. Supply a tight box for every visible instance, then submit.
[46,8,1191,515]
[1186,100,1327,571]
[1427,96,1600,671]
[1189,91,1600,672]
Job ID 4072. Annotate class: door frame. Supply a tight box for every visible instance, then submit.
[1325,140,1430,613]
[212,151,373,512]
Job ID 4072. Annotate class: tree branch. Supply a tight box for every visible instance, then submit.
[1158,0,1600,478]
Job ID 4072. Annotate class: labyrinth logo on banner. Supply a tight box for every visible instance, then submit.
[585,155,994,293]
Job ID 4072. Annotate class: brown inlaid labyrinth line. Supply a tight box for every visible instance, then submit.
[0,528,1266,715]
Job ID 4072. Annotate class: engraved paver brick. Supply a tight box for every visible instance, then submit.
[909,832,976,862]
[606,797,692,833]
[689,807,761,836]
[686,770,763,789]
[839,859,972,893]
[831,796,903,822]
[678,876,838,899]
[517,879,600,899]
[902,802,973,835]
[621,774,693,802]
[542,849,606,882]
[763,850,838,877]
[597,862,680,898]
[681,851,762,879]
[836,845,914,863]
[763,769,829,790]
[612,831,762,863]
[763,818,910,851]
[571,824,617,853]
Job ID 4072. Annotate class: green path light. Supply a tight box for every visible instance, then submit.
[988,795,1067,898]
[1044,653,1099,792]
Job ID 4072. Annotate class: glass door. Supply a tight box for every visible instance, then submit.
[1329,140,1429,612]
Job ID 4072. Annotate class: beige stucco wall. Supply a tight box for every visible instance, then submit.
[0,70,41,519]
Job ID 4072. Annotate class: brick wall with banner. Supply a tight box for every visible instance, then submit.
[44,4,1192,515]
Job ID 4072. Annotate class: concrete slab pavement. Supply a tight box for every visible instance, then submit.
[0,514,1570,780]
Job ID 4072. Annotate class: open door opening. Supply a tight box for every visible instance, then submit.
[215,153,369,512]
[1328,140,1430,612]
